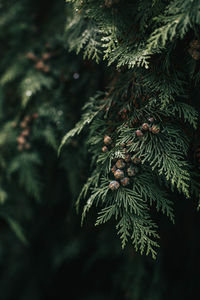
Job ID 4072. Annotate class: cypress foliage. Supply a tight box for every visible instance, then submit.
[1,1,200,300]
[61,0,200,259]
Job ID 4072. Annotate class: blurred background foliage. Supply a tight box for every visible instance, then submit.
[0,0,200,299]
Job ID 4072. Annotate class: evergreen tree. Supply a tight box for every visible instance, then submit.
[61,0,200,259]
[1,1,200,300]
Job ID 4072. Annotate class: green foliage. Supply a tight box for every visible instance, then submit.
[66,12,103,62]
[59,92,104,154]
[8,153,42,201]
[1,0,200,299]
[147,0,200,52]
[20,71,54,107]
[1,214,29,245]
[0,0,102,250]
[62,0,200,258]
